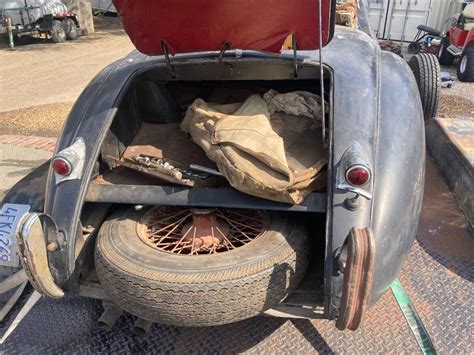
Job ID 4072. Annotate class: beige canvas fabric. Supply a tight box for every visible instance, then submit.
[181,91,327,204]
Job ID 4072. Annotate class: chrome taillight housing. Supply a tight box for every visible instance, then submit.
[336,143,373,199]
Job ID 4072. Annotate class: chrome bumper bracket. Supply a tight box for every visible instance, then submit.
[17,213,64,299]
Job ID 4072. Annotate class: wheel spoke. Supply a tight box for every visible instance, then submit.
[139,207,266,255]
[216,212,259,239]
[148,209,189,227]
[149,213,192,235]
[217,212,262,233]
[190,227,197,255]
[171,222,194,252]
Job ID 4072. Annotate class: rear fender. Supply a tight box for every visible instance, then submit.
[370,52,425,301]
[323,30,424,319]
[43,56,164,285]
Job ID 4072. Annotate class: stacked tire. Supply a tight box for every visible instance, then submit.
[51,18,78,43]
[50,20,67,43]
[408,53,441,121]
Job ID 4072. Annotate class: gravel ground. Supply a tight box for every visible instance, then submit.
[440,65,474,103]
[0,103,72,137]
[438,95,474,119]
[437,65,473,120]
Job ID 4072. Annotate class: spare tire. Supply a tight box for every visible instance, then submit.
[95,206,310,326]
[408,53,441,121]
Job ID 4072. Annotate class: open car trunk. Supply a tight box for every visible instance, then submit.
[84,58,332,312]
[87,58,331,212]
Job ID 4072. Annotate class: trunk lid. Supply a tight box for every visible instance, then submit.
[113,0,336,56]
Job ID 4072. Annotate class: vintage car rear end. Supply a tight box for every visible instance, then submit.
[1,0,425,332]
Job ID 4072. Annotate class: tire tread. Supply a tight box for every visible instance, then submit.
[95,209,310,326]
[409,53,440,120]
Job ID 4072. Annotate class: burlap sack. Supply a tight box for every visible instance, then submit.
[181,92,327,204]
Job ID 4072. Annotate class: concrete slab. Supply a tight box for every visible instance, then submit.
[0,157,471,353]
[426,117,474,226]
[0,144,51,199]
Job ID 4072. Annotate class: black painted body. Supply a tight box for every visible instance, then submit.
[3,25,425,318]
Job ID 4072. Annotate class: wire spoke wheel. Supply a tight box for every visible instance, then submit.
[137,206,269,255]
[96,207,309,326]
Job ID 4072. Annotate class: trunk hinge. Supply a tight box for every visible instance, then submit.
[218,42,231,63]
[161,40,177,79]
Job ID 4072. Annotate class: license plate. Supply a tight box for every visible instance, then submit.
[0,204,30,267]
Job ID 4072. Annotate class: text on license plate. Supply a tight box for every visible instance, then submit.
[0,204,30,267]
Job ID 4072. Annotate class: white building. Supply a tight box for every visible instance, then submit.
[368,0,470,41]
[90,0,116,14]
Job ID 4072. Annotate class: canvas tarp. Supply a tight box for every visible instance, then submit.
[181,91,327,204]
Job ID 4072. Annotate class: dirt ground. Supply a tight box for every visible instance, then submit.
[0,18,133,136]
[437,66,474,120]
[0,23,472,136]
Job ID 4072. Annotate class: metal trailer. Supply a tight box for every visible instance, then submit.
[0,0,83,48]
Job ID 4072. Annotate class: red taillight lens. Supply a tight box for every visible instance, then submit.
[52,157,72,176]
[345,165,370,186]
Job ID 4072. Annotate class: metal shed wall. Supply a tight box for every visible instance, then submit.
[427,0,465,33]
[367,0,467,40]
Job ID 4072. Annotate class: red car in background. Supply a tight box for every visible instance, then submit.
[438,2,474,82]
